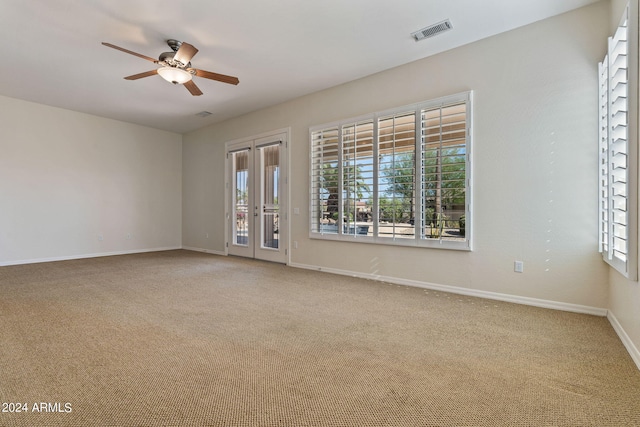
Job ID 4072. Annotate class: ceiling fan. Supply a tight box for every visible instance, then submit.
[102,39,239,96]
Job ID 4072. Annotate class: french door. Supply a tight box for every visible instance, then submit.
[227,132,287,263]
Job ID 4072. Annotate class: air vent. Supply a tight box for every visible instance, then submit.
[196,111,212,118]
[411,19,453,41]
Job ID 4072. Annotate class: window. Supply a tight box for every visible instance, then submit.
[310,92,472,250]
[599,3,637,279]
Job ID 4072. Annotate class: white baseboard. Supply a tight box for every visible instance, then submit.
[607,311,640,371]
[181,246,227,256]
[289,262,608,317]
[0,246,182,267]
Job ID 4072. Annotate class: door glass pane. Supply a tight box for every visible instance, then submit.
[261,145,279,249]
[233,150,249,246]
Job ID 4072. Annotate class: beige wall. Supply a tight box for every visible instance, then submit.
[607,0,640,366]
[183,2,610,310]
[0,95,182,264]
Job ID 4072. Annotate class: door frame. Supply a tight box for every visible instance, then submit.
[225,128,290,264]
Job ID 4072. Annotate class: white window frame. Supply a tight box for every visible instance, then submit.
[309,91,472,251]
[599,3,638,279]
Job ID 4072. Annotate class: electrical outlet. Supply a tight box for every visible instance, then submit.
[294,241,298,249]
[514,261,524,273]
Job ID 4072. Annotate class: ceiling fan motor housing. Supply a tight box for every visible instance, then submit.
[166,39,182,52]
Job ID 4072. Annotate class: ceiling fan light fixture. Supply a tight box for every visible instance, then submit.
[157,67,192,84]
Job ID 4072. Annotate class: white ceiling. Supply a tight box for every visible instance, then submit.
[0,0,599,134]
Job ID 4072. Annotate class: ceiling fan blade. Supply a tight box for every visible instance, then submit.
[102,42,158,63]
[124,69,158,80]
[174,42,198,65]
[190,68,239,85]
[184,80,203,96]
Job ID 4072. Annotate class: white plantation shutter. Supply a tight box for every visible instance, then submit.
[599,7,631,275]
[421,102,467,241]
[309,92,471,250]
[342,121,374,236]
[310,127,339,234]
[377,111,417,239]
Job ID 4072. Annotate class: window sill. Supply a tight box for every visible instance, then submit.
[309,231,471,251]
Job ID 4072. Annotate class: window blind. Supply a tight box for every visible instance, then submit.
[310,127,339,234]
[378,111,416,240]
[342,121,374,236]
[599,6,629,273]
[421,103,467,240]
[310,92,471,250]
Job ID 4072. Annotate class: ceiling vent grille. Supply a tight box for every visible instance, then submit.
[411,19,453,41]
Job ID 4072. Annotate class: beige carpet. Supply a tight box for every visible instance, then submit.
[0,250,639,426]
